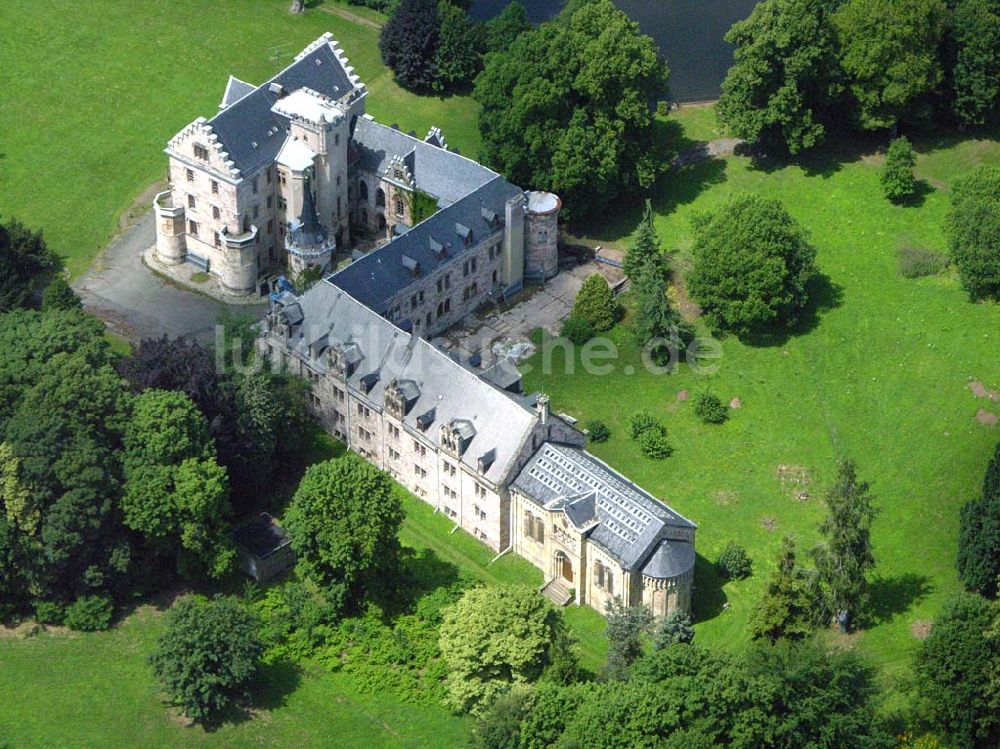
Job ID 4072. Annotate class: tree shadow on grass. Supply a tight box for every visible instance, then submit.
[895,178,935,208]
[381,547,465,617]
[738,271,845,348]
[867,573,932,626]
[691,554,728,625]
[197,659,302,731]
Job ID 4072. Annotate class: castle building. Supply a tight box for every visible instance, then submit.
[169,33,698,618]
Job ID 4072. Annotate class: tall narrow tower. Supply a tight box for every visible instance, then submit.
[524,191,561,281]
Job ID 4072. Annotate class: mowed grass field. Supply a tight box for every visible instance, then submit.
[525,113,1000,696]
[0,467,606,749]
[0,0,481,276]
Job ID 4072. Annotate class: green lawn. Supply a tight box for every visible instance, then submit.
[525,113,1000,694]
[0,607,471,749]
[0,0,480,276]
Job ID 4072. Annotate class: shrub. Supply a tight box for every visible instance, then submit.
[41,275,82,311]
[571,274,617,332]
[694,391,729,424]
[629,410,660,440]
[897,246,947,278]
[64,595,114,631]
[33,600,65,625]
[638,427,673,460]
[687,193,817,338]
[880,136,917,203]
[586,420,610,443]
[150,595,264,724]
[560,315,594,345]
[716,541,753,580]
[946,165,1000,300]
[473,685,534,749]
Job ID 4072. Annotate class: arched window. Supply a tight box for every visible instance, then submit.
[523,512,534,539]
[534,517,544,543]
[359,180,368,201]
[376,188,386,208]
[394,195,405,218]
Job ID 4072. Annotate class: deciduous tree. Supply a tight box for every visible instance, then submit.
[957,442,1000,597]
[284,455,404,612]
[833,0,948,130]
[687,193,817,338]
[434,1,483,90]
[0,217,55,312]
[474,0,669,219]
[946,165,1000,300]
[718,0,844,154]
[380,0,441,91]
[438,585,576,714]
[952,0,1000,126]
[880,136,917,203]
[915,594,1000,749]
[150,595,264,724]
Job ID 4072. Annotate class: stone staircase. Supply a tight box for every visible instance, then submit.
[540,578,573,607]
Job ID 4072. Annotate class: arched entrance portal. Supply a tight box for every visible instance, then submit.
[554,551,573,583]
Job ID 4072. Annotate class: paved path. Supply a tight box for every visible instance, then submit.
[74,211,265,343]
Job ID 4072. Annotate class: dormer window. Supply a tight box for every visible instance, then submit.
[456,223,473,246]
[441,419,475,457]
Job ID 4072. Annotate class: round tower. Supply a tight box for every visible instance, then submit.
[524,191,561,281]
[153,190,186,265]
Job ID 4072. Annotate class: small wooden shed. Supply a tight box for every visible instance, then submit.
[231,513,296,583]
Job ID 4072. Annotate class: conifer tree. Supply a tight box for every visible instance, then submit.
[811,460,878,631]
[623,201,663,285]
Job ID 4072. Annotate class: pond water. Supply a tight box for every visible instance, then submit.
[470,0,759,103]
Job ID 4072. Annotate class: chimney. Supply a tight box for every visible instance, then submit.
[536,393,549,425]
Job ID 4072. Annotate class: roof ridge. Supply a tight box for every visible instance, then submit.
[360,119,501,180]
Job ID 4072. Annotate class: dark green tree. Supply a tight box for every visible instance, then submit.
[434,1,483,90]
[571,274,616,332]
[41,275,82,311]
[811,459,878,631]
[623,202,664,285]
[122,389,233,579]
[880,136,917,203]
[718,0,844,154]
[694,391,728,425]
[0,217,56,312]
[833,0,948,130]
[284,454,405,612]
[952,0,1000,126]
[603,598,652,680]
[716,541,752,579]
[946,165,1000,300]
[751,536,815,642]
[149,595,264,724]
[379,0,440,91]
[474,0,669,219]
[652,610,694,649]
[957,442,1000,597]
[915,594,1000,749]
[687,193,817,338]
[483,1,531,53]
[2,351,131,606]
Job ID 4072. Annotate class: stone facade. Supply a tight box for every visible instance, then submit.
[261,284,697,619]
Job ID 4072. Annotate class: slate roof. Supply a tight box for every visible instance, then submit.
[231,513,291,559]
[220,75,256,109]
[273,282,540,485]
[641,539,696,580]
[329,176,522,312]
[206,39,358,176]
[352,117,498,206]
[513,443,696,573]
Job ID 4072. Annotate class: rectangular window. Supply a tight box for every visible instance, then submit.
[267,195,273,209]
[186,168,194,182]
[267,219,274,235]
[389,448,400,461]
[213,233,221,248]
[211,180,219,194]
[266,168,272,185]
[193,144,209,161]
[212,206,220,220]
[253,204,259,219]
[188,220,198,236]
[252,177,259,195]
[188,194,196,209]
[337,174,342,187]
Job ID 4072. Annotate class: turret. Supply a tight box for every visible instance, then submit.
[524,191,561,281]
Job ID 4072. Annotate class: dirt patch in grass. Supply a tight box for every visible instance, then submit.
[969,381,1000,400]
[759,515,778,531]
[910,620,933,640]
[776,464,812,501]
[714,490,740,507]
[976,408,998,426]
[729,397,742,409]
